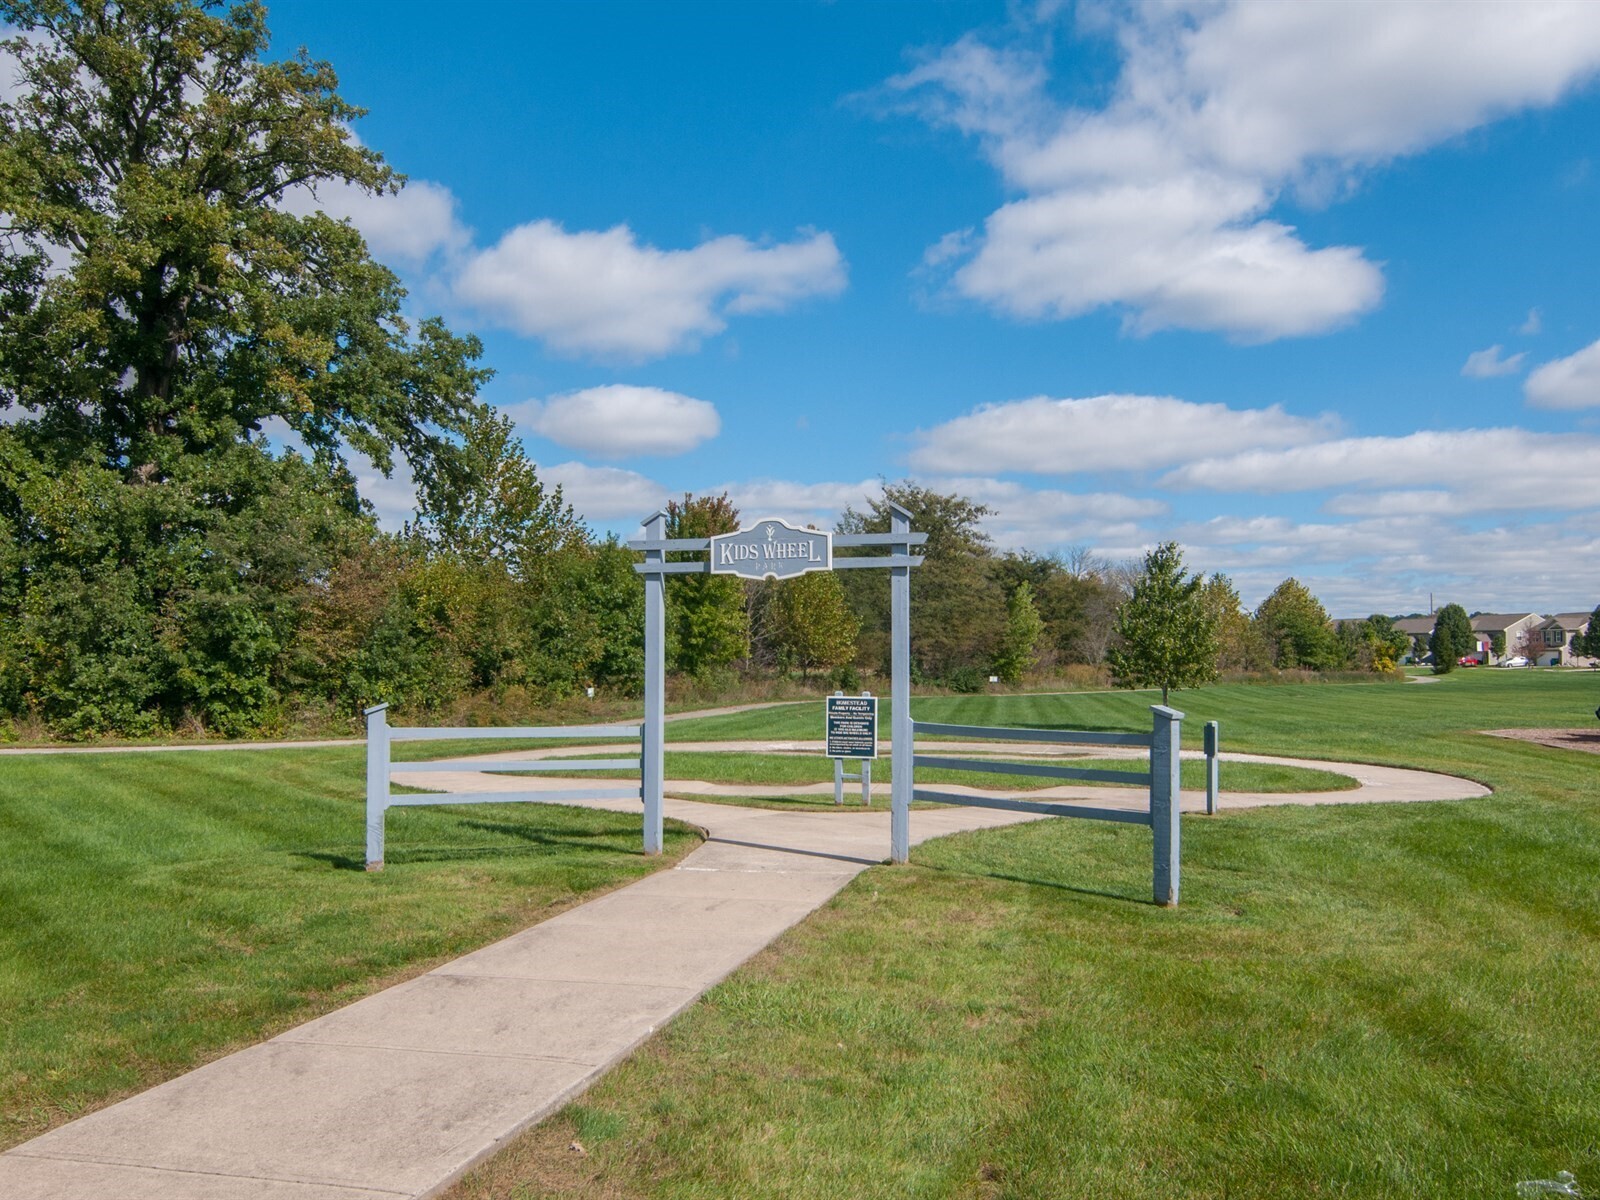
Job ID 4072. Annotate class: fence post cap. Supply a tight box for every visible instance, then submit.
[362,703,390,717]
[1149,704,1186,720]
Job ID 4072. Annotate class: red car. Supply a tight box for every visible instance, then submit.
[1457,656,1481,667]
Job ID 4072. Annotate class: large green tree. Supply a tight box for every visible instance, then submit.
[665,493,749,678]
[1429,604,1474,674]
[755,570,859,679]
[836,481,1004,679]
[1253,578,1342,670]
[0,0,493,734]
[1106,542,1217,705]
[993,580,1043,684]
[1198,573,1270,672]
[0,0,488,488]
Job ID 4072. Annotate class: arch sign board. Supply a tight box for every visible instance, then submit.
[709,518,831,580]
[631,503,923,863]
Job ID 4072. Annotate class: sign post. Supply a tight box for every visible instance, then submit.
[826,691,877,805]
[631,509,923,858]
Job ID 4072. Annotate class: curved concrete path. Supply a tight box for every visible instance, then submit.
[0,748,1487,1200]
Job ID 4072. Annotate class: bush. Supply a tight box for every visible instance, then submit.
[945,666,988,693]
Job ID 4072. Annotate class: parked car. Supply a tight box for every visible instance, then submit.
[1500,655,1530,668]
[1457,656,1481,667]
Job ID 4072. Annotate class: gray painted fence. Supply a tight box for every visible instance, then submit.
[363,704,642,871]
[910,705,1185,906]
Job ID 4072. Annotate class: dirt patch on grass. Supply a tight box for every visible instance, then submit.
[1484,727,1600,755]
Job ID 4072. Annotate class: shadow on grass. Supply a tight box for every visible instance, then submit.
[297,822,643,871]
[917,858,1152,906]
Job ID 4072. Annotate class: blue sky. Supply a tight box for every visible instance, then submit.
[257,1,1600,615]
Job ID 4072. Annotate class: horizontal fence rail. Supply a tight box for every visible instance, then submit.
[912,721,1153,747]
[910,706,1184,906]
[365,704,642,871]
[910,789,1154,824]
[913,753,1152,787]
[387,723,642,741]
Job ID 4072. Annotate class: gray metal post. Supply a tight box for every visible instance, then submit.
[832,690,845,805]
[862,690,873,805]
[890,503,913,863]
[1150,705,1183,906]
[1204,720,1219,815]
[641,511,666,855]
[364,703,390,872]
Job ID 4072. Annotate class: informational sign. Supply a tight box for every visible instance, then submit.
[709,518,832,580]
[825,693,878,759]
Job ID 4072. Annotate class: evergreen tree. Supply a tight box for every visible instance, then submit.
[1429,604,1474,674]
[1580,605,1600,659]
[1106,542,1217,705]
[993,580,1043,684]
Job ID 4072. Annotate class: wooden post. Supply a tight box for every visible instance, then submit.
[364,703,389,872]
[890,503,913,864]
[1150,705,1183,907]
[641,512,666,855]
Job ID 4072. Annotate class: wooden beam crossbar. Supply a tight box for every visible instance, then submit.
[913,754,1151,787]
[632,555,922,575]
[391,759,639,774]
[388,725,641,742]
[913,721,1152,747]
[912,789,1152,824]
[626,532,928,553]
[383,788,641,808]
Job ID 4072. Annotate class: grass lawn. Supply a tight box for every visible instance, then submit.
[665,668,1600,762]
[445,670,1600,1200]
[0,746,697,1149]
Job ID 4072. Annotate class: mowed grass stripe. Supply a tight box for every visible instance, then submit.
[0,746,696,1148]
[447,672,1600,1199]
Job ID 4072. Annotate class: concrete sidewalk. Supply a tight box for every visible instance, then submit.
[0,796,1038,1200]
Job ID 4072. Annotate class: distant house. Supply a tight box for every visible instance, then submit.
[1530,613,1594,667]
[1469,613,1541,664]
[1392,616,1437,664]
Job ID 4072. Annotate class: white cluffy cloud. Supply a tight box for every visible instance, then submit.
[281,177,471,266]
[509,385,720,459]
[542,462,670,521]
[1461,344,1526,378]
[1162,427,1600,514]
[889,3,1600,341]
[910,393,1334,475]
[454,221,846,359]
[1524,337,1600,408]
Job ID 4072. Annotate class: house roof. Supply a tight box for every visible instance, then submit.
[1469,612,1538,632]
[1539,613,1591,631]
[1392,617,1435,636]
